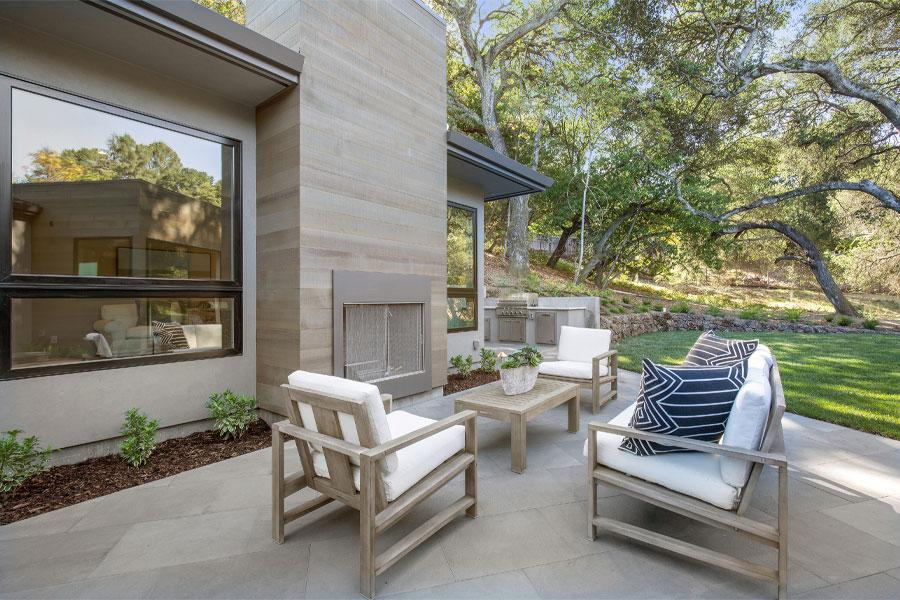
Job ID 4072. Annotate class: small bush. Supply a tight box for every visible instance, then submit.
[652,303,664,311]
[670,301,691,313]
[450,354,474,377]
[738,306,767,320]
[783,308,804,322]
[837,315,853,327]
[706,305,723,316]
[862,316,878,330]
[824,314,834,323]
[621,296,631,305]
[207,390,258,440]
[479,348,497,373]
[120,409,158,468]
[642,298,652,306]
[634,305,648,313]
[1,430,52,492]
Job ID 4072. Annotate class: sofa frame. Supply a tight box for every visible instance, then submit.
[587,358,788,599]
[272,385,478,598]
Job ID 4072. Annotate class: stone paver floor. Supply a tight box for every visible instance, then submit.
[2,370,899,599]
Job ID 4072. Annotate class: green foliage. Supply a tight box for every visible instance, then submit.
[862,316,879,330]
[193,0,245,23]
[783,308,804,322]
[652,303,664,311]
[500,346,543,369]
[119,409,158,468]
[706,305,723,316]
[824,314,835,323]
[450,354,474,377]
[670,301,691,313]
[621,296,631,305]
[1,430,52,492]
[738,306,768,320]
[837,315,854,327]
[479,348,497,373]
[206,390,257,440]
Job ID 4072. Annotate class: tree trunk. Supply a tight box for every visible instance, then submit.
[547,215,582,267]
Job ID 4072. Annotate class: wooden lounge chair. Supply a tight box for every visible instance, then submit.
[538,325,618,413]
[272,371,478,598]
[586,348,788,599]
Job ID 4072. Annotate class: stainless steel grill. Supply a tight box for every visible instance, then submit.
[496,298,530,342]
[496,299,528,319]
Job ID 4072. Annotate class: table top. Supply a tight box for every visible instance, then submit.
[454,378,579,416]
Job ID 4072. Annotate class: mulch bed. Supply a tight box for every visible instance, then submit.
[443,368,500,395]
[0,420,272,525]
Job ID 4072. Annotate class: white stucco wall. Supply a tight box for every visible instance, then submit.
[447,176,486,363]
[0,20,258,452]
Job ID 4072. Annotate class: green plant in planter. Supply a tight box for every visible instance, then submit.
[207,390,258,439]
[670,301,691,313]
[450,354,474,377]
[120,409,158,467]
[1,430,52,492]
[501,346,543,369]
[479,348,497,373]
[783,308,804,322]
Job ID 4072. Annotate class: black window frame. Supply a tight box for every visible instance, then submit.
[0,74,243,380]
[447,202,478,333]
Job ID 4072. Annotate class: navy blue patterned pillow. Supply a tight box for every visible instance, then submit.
[684,330,757,366]
[619,358,748,456]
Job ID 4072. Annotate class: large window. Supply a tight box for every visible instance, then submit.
[447,203,477,332]
[1,76,241,379]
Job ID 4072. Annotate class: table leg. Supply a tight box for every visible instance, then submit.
[511,415,526,473]
[567,392,580,433]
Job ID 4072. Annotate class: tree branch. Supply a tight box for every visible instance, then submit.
[485,0,569,64]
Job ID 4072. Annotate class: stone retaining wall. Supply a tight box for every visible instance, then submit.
[598,312,892,343]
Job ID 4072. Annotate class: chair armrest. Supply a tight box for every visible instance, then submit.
[274,420,365,461]
[363,410,477,461]
[380,393,393,414]
[593,349,618,377]
[587,421,787,467]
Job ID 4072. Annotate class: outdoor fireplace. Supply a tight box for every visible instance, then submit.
[332,271,432,397]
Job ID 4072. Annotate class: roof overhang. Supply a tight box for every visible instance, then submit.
[447,130,554,201]
[0,0,303,106]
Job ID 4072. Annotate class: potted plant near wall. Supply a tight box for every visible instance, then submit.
[498,346,543,395]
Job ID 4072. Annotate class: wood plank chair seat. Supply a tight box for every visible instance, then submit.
[272,371,477,598]
[586,355,788,599]
[538,325,618,413]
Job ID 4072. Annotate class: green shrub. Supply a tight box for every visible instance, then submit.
[500,346,543,369]
[862,316,878,330]
[1,430,52,492]
[634,305,648,313]
[479,348,497,373]
[621,296,631,305]
[120,409,158,467]
[207,390,258,440]
[783,308,804,322]
[836,315,853,326]
[670,301,691,313]
[642,298,652,306]
[824,314,834,323]
[706,305,723,316]
[738,305,767,320]
[652,303,664,311]
[450,354,474,377]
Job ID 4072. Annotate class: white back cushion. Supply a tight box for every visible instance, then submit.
[101,303,138,328]
[557,326,612,365]
[720,346,774,487]
[287,370,396,473]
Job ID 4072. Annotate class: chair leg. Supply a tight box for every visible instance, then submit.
[591,379,601,414]
[272,425,285,544]
[360,460,377,599]
[465,417,478,518]
[587,432,598,540]
[777,465,788,600]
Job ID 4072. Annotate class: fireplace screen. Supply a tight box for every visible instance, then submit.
[343,303,425,384]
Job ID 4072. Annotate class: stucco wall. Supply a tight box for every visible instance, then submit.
[0,20,257,452]
[447,176,486,362]
[248,0,448,411]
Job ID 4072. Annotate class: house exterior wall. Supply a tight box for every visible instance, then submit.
[0,19,257,455]
[248,0,448,412]
[447,176,486,362]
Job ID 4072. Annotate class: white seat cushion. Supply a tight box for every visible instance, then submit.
[287,370,396,473]
[720,346,774,487]
[584,403,740,510]
[312,410,465,502]
[126,325,154,339]
[539,360,606,380]
[557,326,612,366]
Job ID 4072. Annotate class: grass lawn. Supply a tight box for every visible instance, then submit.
[614,331,900,439]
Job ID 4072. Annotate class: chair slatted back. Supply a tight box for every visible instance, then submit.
[736,357,786,515]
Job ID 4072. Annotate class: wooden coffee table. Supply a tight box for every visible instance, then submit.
[454,379,580,473]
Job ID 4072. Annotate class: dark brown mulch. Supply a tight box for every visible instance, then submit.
[0,420,272,525]
[443,368,500,395]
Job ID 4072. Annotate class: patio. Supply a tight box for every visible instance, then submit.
[2,370,898,599]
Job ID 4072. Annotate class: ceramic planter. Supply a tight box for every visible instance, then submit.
[499,365,539,395]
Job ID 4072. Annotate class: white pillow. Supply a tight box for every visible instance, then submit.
[719,348,773,487]
[286,370,397,473]
[557,326,612,365]
[101,303,139,328]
